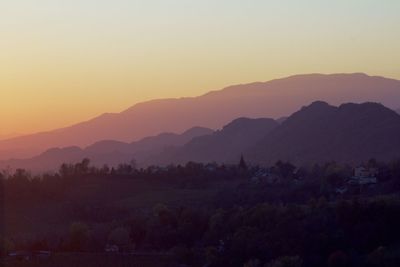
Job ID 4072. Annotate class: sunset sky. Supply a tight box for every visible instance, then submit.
[1,0,400,136]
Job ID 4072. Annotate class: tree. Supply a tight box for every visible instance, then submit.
[205,246,220,266]
[100,164,110,175]
[0,238,14,258]
[69,222,89,251]
[324,162,347,187]
[171,246,194,265]
[59,163,74,178]
[127,217,147,248]
[12,168,31,180]
[366,246,386,266]
[244,258,261,267]
[130,159,137,170]
[153,203,173,225]
[367,158,378,169]
[116,163,133,175]
[328,250,348,267]
[239,155,248,170]
[108,227,131,250]
[274,161,296,180]
[75,158,90,175]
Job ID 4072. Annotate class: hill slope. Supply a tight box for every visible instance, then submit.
[1,73,400,159]
[149,118,279,165]
[0,127,213,172]
[249,101,400,164]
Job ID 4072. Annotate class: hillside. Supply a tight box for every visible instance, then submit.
[2,73,400,160]
[4,102,400,171]
[149,118,279,165]
[249,101,400,164]
[0,127,213,172]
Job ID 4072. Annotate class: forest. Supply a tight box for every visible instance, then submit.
[1,158,400,267]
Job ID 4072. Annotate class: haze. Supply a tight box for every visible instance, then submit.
[1,0,400,136]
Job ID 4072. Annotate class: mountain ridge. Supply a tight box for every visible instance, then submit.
[2,101,400,171]
[148,117,279,165]
[2,73,400,160]
[0,127,213,172]
[249,101,400,164]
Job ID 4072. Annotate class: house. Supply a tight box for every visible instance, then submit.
[354,166,378,178]
[348,166,377,186]
[251,169,281,185]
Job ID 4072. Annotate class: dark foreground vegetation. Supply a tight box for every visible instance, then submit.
[1,158,400,266]
[3,252,174,267]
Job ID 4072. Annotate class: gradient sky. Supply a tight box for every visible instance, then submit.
[1,0,400,136]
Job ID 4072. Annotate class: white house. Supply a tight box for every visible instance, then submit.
[348,166,377,186]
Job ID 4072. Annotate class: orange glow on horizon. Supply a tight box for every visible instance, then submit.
[1,0,399,136]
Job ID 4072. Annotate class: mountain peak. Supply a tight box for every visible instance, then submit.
[287,101,336,122]
[307,100,331,108]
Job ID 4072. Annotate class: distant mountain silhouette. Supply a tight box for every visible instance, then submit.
[148,118,278,165]
[396,108,400,115]
[276,117,288,124]
[249,101,400,164]
[86,126,213,155]
[0,133,21,141]
[2,73,400,160]
[0,127,213,172]
[3,102,400,171]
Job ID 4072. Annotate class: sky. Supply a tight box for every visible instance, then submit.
[1,0,400,136]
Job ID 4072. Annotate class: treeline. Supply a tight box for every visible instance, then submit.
[0,159,249,203]
[2,157,400,200]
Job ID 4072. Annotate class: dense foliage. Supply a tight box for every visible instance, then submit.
[1,158,400,266]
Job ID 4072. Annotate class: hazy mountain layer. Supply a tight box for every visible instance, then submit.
[1,73,400,159]
[149,118,279,165]
[0,127,213,172]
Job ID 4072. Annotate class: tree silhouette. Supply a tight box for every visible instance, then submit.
[239,154,248,170]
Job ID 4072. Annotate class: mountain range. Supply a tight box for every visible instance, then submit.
[0,127,212,172]
[151,101,400,166]
[2,101,400,172]
[0,133,21,140]
[148,118,279,165]
[1,73,400,160]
